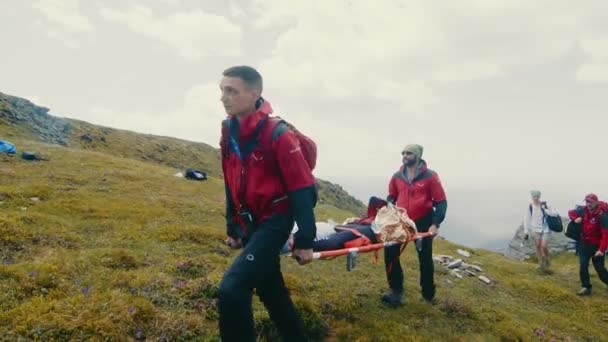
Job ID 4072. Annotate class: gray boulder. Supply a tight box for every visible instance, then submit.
[505,223,574,260]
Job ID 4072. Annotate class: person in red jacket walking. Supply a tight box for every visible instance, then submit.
[568,193,608,296]
[382,144,447,306]
[217,66,317,341]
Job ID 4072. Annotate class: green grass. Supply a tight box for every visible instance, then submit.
[2,94,608,340]
[1,138,607,341]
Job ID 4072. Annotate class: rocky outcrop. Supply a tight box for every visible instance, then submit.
[505,223,575,260]
[0,92,71,145]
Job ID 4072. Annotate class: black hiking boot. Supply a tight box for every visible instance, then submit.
[421,297,437,305]
[577,287,592,296]
[346,251,358,272]
[381,289,404,308]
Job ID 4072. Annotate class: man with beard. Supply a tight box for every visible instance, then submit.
[382,144,447,307]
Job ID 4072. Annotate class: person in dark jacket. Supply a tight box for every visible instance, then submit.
[217,66,317,342]
[382,144,447,306]
[568,193,608,296]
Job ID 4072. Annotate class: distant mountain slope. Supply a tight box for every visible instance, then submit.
[0,92,365,215]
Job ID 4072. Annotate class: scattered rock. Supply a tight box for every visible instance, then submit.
[30,197,40,202]
[451,270,464,279]
[436,255,454,260]
[470,265,484,273]
[464,270,477,277]
[19,207,27,211]
[174,172,184,178]
[447,259,463,269]
[457,249,471,258]
[479,276,492,285]
[433,255,454,265]
[434,253,492,283]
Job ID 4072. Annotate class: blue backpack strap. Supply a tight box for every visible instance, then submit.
[227,117,269,162]
[271,120,290,142]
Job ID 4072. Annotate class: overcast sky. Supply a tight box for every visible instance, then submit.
[1,0,607,248]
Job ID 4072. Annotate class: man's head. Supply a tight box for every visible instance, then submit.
[585,193,599,211]
[402,144,423,167]
[530,190,542,204]
[220,66,263,117]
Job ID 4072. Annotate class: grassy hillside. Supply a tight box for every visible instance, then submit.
[0,92,365,216]
[2,94,608,341]
[2,140,608,341]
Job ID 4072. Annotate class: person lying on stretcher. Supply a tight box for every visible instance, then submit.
[284,196,414,252]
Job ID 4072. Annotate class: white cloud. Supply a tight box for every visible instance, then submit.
[577,32,608,83]
[83,83,224,146]
[31,0,94,48]
[577,62,608,83]
[32,0,94,33]
[99,5,242,61]
[255,0,582,114]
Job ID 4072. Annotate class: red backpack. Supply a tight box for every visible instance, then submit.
[267,117,317,171]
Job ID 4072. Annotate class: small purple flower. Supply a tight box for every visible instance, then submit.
[129,306,135,315]
[534,328,546,337]
[173,280,188,289]
[135,328,144,339]
[81,286,91,297]
[28,271,38,277]
[2,259,10,265]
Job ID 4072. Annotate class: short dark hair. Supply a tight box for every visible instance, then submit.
[222,65,263,92]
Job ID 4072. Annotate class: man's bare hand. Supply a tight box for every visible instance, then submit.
[429,225,439,236]
[575,217,583,224]
[226,237,242,249]
[292,248,313,265]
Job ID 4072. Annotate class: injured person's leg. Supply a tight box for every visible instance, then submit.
[283,224,379,253]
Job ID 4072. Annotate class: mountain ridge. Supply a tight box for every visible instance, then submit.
[0,91,366,216]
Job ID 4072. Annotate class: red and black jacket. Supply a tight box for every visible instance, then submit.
[220,99,317,249]
[387,160,447,225]
[568,202,608,252]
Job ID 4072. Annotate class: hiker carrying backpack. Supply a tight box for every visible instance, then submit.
[217,67,318,342]
[220,106,317,240]
[527,202,563,233]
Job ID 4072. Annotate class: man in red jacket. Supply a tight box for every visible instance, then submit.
[569,193,608,296]
[383,144,447,306]
[217,66,317,341]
